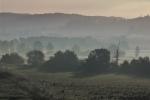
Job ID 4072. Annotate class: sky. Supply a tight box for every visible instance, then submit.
[0,0,150,18]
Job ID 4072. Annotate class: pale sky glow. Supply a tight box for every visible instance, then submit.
[0,0,150,18]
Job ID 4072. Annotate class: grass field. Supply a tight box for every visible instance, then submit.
[0,65,150,100]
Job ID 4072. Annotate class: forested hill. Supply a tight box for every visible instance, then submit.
[0,13,150,49]
[0,13,150,39]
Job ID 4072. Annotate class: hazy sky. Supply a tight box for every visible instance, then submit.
[0,0,150,18]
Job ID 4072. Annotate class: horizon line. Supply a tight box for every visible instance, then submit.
[0,11,150,19]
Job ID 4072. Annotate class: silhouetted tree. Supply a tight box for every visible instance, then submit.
[109,44,125,63]
[135,46,140,58]
[119,57,150,77]
[134,57,150,76]
[83,49,110,73]
[0,53,24,65]
[42,50,79,72]
[119,60,130,73]
[27,50,44,67]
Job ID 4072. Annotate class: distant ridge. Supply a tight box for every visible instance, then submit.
[0,13,150,40]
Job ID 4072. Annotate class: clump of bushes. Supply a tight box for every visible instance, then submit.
[0,48,150,77]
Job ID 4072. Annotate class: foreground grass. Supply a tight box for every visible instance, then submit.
[0,65,150,100]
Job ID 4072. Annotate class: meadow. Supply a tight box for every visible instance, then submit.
[0,65,150,100]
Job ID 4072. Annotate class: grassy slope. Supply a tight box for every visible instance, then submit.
[0,65,150,100]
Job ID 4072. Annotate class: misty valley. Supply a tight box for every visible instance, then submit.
[0,13,150,100]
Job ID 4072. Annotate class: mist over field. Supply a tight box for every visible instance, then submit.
[1,0,150,99]
[0,12,150,100]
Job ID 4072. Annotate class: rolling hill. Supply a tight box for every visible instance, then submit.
[0,13,150,49]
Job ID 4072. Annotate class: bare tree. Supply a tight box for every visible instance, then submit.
[115,41,120,65]
[135,46,140,58]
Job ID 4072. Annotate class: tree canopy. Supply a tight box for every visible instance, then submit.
[27,50,45,67]
[0,53,24,65]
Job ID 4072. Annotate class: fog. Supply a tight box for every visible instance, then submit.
[0,13,150,60]
[1,0,150,99]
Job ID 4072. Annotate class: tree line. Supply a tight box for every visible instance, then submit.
[0,48,150,77]
[0,36,102,56]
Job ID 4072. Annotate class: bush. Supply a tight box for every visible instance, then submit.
[119,57,150,77]
[42,50,79,72]
[26,50,45,67]
[82,49,110,73]
[0,53,24,65]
